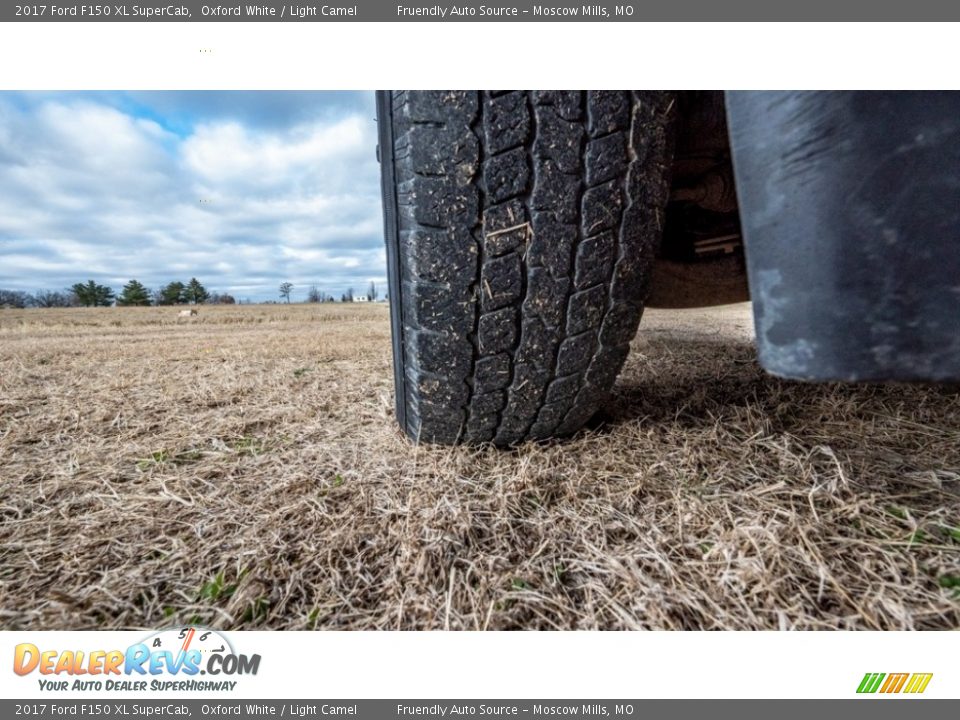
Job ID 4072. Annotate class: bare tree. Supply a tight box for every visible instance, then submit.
[0,289,33,308]
[279,282,294,303]
[367,281,378,302]
[33,290,78,308]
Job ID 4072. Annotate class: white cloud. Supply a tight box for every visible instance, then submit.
[0,92,385,301]
[182,115,368,188]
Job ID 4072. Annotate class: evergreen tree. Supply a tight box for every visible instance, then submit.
[95,283,115,306]
[70,282,91,306]
[70,280,114,307]
[279,282,294,303]
[184,278,210,305]
[158,281,186,305]
[116,279,152,306]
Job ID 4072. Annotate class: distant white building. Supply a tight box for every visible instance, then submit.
[353,295,369,303]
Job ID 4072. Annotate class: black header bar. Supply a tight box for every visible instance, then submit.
[5,0,959,21]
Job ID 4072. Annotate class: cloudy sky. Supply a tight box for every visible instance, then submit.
[0,91,385,302]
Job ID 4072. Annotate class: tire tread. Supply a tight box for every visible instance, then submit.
[384,90,675,445]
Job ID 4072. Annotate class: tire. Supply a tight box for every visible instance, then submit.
[377,90,676,445]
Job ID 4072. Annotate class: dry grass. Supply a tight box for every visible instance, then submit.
[1,302,958,630]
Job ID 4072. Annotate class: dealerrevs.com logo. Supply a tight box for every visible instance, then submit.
[857,673,933,695]
[13,627,261,692]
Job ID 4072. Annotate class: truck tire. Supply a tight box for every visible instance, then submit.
[377,90,676,445]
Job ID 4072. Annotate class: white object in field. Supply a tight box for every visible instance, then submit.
[178,309,198,317]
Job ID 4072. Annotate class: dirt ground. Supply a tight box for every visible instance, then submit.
[1,302,958,630]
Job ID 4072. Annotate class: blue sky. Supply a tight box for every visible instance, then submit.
[0,91,384,302]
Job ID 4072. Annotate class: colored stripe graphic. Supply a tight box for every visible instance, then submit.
[857,672,932,694]
[903,673,933,694]
[881,673,909,693]
[857,673,885,693]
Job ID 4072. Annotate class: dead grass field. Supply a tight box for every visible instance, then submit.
[1,302,958,630]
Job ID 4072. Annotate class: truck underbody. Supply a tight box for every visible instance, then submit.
[650,91,749,309]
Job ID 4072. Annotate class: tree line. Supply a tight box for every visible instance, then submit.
[302,281,379,304]
[0,278,233,308]
[1,279,383,308]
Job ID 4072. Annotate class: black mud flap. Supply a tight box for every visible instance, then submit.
[727,91,960,382]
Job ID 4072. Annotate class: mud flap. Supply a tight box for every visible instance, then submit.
[726,91,960,381]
